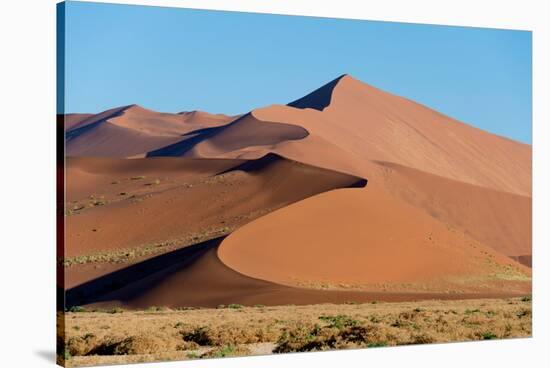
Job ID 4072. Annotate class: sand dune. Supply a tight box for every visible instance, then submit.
[62,75,531,196]
[371,161,531,260]
[177,110,242,125]
[65,105,236,157]
[147,112,308,159]
[149,75,530,197]
[65,154,365,257]
[65,156,244,201]
[64,113,94,131]
[274,75,530,196]
[67,238,525,309]
[218,186,531,294]
[62,74,532,308]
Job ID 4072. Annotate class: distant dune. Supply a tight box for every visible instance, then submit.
[65,105,237,157]
[63,74,532,308]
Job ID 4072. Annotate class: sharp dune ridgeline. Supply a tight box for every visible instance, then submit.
[63,74,531,309]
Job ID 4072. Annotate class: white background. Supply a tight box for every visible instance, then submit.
[0,0,548,367]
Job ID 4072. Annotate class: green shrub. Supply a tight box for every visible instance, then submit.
[368,342,387,348]
[480,332,498,340]
[68,306,86,313]
[318,315,359,329]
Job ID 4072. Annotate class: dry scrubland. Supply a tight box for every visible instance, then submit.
[59,297,531,366]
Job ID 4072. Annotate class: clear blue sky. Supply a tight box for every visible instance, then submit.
[62,1,532,143]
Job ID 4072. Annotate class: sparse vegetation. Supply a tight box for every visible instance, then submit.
[200,344,242,358]
[61,225,234,266]
[479,331,498,340]
[68,306,86,313]
[318,314,359,329]
[146,306,164,312]
[61,297,531,367]
[368,341,387,348]
[130,176,146,180]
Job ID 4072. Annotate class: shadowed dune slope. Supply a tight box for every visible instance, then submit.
[218,186,531,294]
[65,154,366,257]
[287,74,346,111]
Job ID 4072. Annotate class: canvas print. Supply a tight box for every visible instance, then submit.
[57,1,532,366]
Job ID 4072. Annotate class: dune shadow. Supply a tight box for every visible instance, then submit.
[288,74,346,111]
[146,114,250,157]
[65,237,224,308]
[65,105,132,141]
[218,152,368,188]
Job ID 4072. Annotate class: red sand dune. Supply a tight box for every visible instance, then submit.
[65,154,365,257]
[65,156,243,201]
[169,75,530,197]
[218,186,531,294]
[64,113,94,131]
[371,161,531,260]
[76,240,524,310]
[148,112,309,159]
[65,105,236,157]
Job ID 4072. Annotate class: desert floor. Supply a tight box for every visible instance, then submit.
[59,296,531,367]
